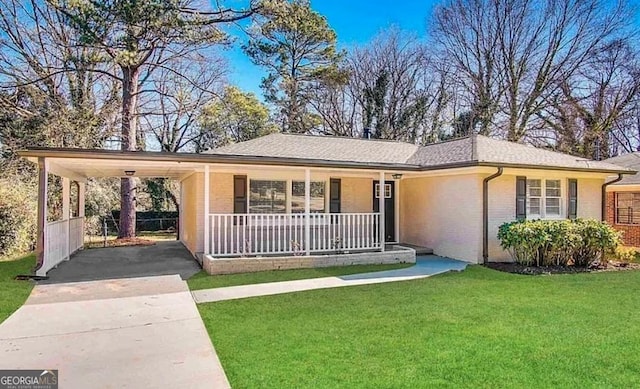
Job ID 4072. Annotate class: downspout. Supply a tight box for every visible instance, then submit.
[483,167,503,264]
[601,173,623,222]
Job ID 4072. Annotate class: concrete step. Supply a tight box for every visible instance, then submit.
[397,243,434,255]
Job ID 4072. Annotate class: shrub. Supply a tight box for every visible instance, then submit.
[498,219,621,267]
[608,246,637,264]
[0,179,37,258]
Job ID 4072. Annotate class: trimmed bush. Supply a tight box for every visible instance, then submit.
[498,219,621,267]
[0,179,37,258]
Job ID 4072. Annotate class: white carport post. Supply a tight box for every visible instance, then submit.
[203,165,210,256]
[62,177,70,260]
[79,181,86,244]
[379,171,385,252]
[305,167,311,256]
[35,157,48,276]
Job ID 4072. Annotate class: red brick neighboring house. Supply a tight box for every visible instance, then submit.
[605,153,640,247]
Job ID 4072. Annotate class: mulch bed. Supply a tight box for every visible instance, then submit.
[487,261,640,275]
[85,237,156,249]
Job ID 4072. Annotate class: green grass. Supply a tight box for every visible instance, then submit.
[198,266,640,388]
[187,263,412,290]
[0,254,35,323]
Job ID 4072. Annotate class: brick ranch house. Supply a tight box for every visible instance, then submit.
[19,134,633,276]
[604,152,640,247]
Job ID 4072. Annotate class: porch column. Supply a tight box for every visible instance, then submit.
[62,177,70,260]
[379,171,385,252]
[35,157,48,276]
[305,168,311,256]
[79,182,86,247]
[78,182,85,218]
[203,165,210,255]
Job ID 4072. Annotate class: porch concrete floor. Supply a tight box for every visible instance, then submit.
[192,255,468,303]
[40,241,201,284]
[0,275,229,389]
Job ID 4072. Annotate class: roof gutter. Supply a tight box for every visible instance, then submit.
[483,167,503,264]
[601,173,624,222]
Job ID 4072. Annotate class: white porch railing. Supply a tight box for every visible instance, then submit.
[208,213,381,257]
[40,216,85,276]
[69,216,84,253]
[45,219,68,267]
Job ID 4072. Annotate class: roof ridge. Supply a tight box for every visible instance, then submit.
[277,132,418,146]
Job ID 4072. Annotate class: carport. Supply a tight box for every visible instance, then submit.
[40,241,201,284]
[19,148,206,277]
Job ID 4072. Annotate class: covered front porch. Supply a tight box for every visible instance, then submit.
[20,148,416,276]
[198,166,401,258]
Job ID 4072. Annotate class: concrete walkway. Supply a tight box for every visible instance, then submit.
[192,255,468,303]
[0,275,230,389]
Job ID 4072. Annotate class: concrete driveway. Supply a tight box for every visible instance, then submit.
[41,241,201,284]
[0,275,229,388]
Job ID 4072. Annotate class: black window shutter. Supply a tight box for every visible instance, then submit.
[329,178,341,213]
[233,175,247,214]
[568,179,578,219]
[516,176,527,220]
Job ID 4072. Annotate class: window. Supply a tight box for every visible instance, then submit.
[526,179,562,219]
[545,180,561,216]
[249,180,286,213]
[291,181,325,213]
[527,179,542,216]
[616,192,640,224]
[375,183,392,199]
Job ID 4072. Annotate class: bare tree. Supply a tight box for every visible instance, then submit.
[139,56,226,153]
[432,0,632,141]
[539,40,640,158]
[0,0,119,157]
[54,0,257,238]
[431,0,503,135]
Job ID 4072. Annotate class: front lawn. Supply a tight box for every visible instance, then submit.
[198,266,640,388]
[0,254,35,323]
[188,263,412,290]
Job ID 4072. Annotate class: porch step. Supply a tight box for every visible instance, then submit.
[397,244,434,255]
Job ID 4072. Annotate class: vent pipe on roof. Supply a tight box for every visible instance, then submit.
[363,128,372,139]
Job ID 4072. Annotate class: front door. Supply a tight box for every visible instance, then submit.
[373,180,395,242]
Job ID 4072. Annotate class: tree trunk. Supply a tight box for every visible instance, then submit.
[118,66,140,238]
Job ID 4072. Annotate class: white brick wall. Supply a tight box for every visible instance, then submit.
[180,172,204,255]
[341,177,373,213]
[577,178,602,219]
[487,172,605,261]
[400,174,483,263]
[210,172,234,213]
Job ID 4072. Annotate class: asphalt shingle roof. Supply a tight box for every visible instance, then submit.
[604,153,640,184]
[206,133,633,173]
[208,133,420,165]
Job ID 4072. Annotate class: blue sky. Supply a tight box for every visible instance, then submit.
[224,0,439,98]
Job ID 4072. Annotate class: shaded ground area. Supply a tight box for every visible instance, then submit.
[0,275,229,388]
[41,241,200,284]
